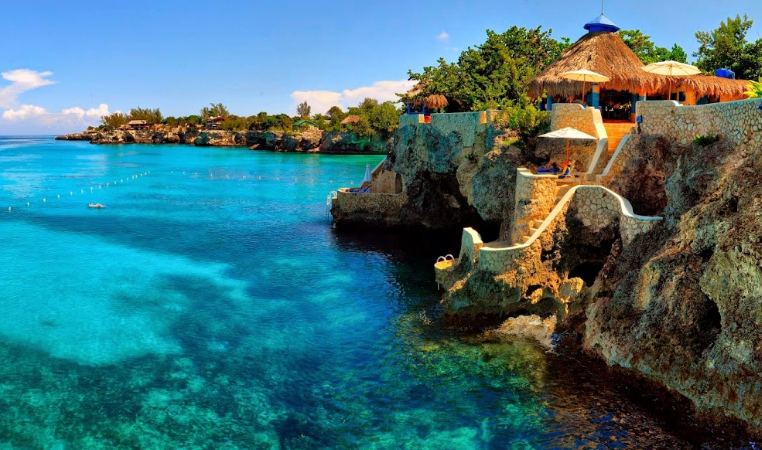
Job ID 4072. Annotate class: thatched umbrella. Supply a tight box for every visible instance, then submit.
[423,94,448,109]
[528,32,667,99]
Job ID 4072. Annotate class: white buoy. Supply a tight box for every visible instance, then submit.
[70,192,73,196]
[26,202,29,206]
[8,207,11,212]
[57,195,60,199]
[43,198,46,202]
[81,189,84,193]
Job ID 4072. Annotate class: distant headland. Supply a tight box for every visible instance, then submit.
[55,100,399,155]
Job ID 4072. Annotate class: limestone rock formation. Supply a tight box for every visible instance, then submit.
[56,129,389,154]
[332,114,531,233]
[54,133,93,141]
[586,136,762,430]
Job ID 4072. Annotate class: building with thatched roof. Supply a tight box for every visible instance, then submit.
[340,115,361,126]
[127,120,151,130]
[528,13,749,121]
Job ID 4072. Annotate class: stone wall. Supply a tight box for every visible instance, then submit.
[332,189,408,224]
[570,186,660,245]
[398,111,501,151]
[370,163,402,194]
[638,99,762,148]
[550,104,606,139]
[510,168,557,244]
[437,182,662,283]
[543,104,607,170]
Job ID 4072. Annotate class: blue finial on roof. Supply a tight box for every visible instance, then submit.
[584,14,620,33]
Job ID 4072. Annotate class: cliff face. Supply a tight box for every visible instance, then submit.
[56,129,389,154]
[425,100,762,432]
[332,112,532,233]
[585,135,762,430]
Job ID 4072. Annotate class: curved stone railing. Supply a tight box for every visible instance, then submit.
[436,185,662,279]
[599,134,633,178]
[585,137,609,178]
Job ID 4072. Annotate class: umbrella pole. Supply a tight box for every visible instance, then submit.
[582,81,586,104]
[566,138,570,163]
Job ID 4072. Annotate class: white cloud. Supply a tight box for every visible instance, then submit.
[0,68,111,132]
[437,31,450,43]
[0,69,55,108]
[291,79,416,115]
[2,104,48,121]
[3,103,111,130]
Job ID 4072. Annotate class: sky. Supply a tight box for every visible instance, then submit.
[1,0,762,134]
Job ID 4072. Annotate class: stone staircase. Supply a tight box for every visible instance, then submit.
[516,180,576,245]
[603,122,635,153]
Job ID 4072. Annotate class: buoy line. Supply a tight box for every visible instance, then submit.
[1,170,153,213]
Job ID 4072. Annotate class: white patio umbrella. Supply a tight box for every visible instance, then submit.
[641,60,702,101]
[363,164,372,183]
[559,69,610,103]
[539,127,597,162]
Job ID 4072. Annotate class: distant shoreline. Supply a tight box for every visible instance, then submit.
[55,128,390,155]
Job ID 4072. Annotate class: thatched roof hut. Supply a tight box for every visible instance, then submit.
[421,94,448,109]
[340,115,361,125]
[673,76,749,101]
[528,31,667,98]
[400,85,450,109]
[529,14,749,102]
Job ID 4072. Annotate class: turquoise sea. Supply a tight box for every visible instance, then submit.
[0,136,755,449]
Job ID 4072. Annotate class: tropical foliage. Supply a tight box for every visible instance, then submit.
[100,112,129,129]
[619,29,687,64]
[128,107,163,124]
[100,108,162,130]
[200,103,230,120]
[406,26,568,112]
[694,15,762,80]
[296,101,311,118]
[744,78,762,98]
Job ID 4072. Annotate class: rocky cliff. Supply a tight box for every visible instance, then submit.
[331,112,535,235]
[334,102,762,434]
[56,129,390,154]
[585,134,762,431]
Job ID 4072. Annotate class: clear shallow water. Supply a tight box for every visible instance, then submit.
[0,136,756,449]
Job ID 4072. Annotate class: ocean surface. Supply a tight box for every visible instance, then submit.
[0,136,755,450]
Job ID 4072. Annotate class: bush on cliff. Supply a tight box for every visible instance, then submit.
[498,99,550,143]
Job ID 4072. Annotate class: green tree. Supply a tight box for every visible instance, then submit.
[619,29,687,64]
[407,25,566,111]
[128,107,162,124]
[296,101,311,118]
[668,44,688,63]
[694,15,754,76]
[100,112,128,129]
[353,115,372,137]
[367,101,400,134]
[325,105,346,120]
[739,38,762,81]
[201,103,230,120]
